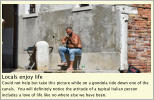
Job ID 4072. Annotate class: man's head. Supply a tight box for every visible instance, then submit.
[66,27,73,35]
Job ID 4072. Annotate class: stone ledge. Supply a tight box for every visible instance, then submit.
[22,13,38,19]
[72,6,92,12]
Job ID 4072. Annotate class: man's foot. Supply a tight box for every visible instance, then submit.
[58,62,68,66]
[67,67,73,72]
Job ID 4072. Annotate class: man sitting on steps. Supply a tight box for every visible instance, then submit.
[58,27,82,71]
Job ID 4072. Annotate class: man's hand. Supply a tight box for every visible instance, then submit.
[61,34,79,47]
[66,34,70,38]
[68,36,78,47]
[61,36,69,44]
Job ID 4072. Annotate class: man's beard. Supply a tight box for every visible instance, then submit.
[69,32,72,37]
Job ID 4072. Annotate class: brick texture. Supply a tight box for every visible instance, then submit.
[128,4,151,72]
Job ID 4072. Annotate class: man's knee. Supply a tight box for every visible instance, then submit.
[69,50,75,55]
[69,49,81,55]
[58,46,65,52]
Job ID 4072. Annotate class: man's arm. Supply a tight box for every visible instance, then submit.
[70,35,79,47]
[61,36,68,44]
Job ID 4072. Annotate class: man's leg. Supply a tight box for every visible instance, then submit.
[67,48,82,70]
[58,46,68,66]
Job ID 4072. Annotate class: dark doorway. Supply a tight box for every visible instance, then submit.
[2,4,18,72]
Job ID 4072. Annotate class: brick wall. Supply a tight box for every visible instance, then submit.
[128,4,151,72]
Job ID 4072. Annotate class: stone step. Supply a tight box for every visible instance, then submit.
[45,69,120,73]
[44,69,85,73]
[3,68,120,73]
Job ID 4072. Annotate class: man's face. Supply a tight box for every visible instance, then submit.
[66,29,73,35]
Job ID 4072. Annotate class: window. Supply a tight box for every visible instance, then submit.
[79,4,89,7]
[29,4,35,14]
[73,4,92,12]
[24,4,36,14]
[23,4,38,18]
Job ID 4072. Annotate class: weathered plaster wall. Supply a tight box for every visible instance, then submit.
[72,5,120,52]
